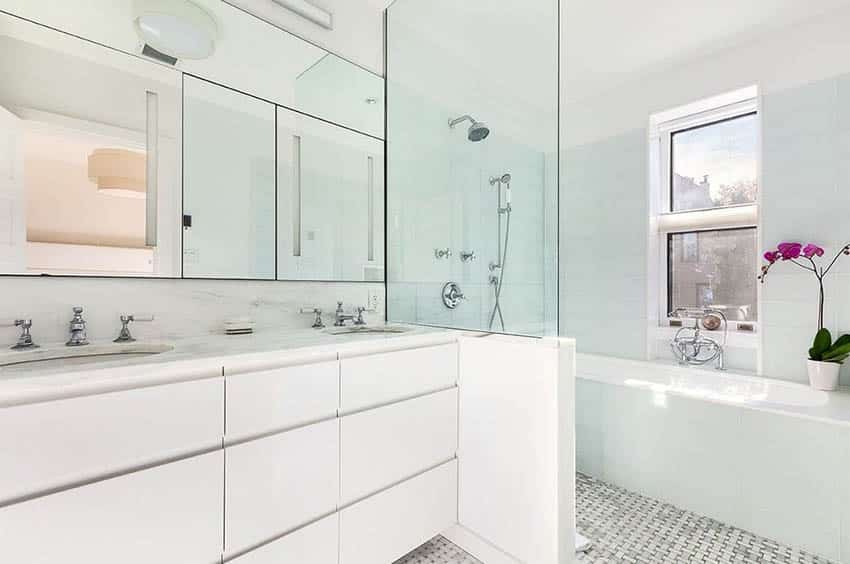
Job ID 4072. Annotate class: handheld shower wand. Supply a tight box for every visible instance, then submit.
[488,173,513,331]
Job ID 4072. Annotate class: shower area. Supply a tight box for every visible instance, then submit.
[385,0,559,337]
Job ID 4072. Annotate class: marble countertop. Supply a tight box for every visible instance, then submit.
[0,325,463,408]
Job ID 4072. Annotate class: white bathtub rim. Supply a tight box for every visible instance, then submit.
[576,353,850,428]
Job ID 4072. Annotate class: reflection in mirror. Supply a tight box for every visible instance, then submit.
[277,107,385,281]
[182,77,276,280]
[0,0,385,139]
[0,3,386,281]
[0,12,180,276]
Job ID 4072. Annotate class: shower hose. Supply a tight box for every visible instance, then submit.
[488,207,511,331]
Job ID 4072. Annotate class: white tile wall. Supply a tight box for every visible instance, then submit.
[560,129,648,360]
[761,74,850,384]
[0,276,384,345]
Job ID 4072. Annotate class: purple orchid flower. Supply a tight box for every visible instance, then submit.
[760,241,850,331]
[777,242,802,260]
[803,244,825,258]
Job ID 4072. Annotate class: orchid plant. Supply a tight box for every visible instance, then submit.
[759,242,850,363]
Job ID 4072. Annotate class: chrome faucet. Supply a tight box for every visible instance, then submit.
[10,319,38,350]
[669,308,726,370]
[334,302,367,327]
[66,307,89,347]
[114,314,154,343]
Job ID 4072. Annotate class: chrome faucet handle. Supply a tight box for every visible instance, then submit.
[460,250,477,262]
[300,307,325,329]
[114,314,153,343]
[353,306,367,326]
[9,319,38,350]
[434,248,452,260]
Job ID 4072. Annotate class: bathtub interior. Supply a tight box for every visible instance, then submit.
[576,372,850,562]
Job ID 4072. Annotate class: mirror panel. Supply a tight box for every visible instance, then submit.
[0,3,385,281]
[0,0,384,139]
[277,107,385,281]
[182,77,276,280]
[0,12,181,277]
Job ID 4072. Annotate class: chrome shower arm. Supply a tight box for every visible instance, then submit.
[448,115,475,128]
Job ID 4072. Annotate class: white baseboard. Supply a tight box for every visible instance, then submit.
[442,524,522,564]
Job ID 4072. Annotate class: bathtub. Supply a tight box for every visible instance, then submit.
[575,353,850,562]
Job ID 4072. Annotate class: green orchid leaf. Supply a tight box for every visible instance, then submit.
[827,354,849,364]
[823,341,850,360]
[833,334,850,349]
[812,328,832,358]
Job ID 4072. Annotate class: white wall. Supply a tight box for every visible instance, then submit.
[0,277,383,344]
[559,6,850,381]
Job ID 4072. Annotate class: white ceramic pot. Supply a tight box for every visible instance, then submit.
[807,360,841,391]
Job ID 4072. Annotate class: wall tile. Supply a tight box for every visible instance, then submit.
[0,277,384,344]
[735,409,841,561]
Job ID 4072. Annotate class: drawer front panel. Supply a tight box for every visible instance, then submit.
[0,451,224,564]
[340,343,457,412]
[226,361,338,441]
[341,388,458,504]
[339,460,458,564]
[0,377,223,504]
[225,418,340,557]
[230,514,339,564]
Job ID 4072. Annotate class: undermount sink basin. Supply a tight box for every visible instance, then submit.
[324,325,411,336]
[0,342,174,373]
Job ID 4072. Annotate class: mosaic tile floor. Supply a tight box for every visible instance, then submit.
[395,473,834,564]
[575,473,834,563]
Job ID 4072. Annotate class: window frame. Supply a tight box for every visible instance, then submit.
[649,88,760,345]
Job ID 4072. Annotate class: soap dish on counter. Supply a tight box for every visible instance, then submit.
[224,319,255,335]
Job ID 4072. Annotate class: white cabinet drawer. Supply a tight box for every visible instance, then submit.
[225,419,340,557]
[340,388,457,504]
[340,343,457,412]
[339,460,458,564]
[0,451,224,564]
[230,514,339,564]
[226,360,338,441]
[0,377,223,504]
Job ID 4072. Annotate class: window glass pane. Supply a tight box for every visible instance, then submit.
[671,113,758,212]
[669,228,757,322]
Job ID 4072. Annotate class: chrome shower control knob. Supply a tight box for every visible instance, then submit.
[460,250,477,262]
[434,248,452,260]
[442,282,466,309]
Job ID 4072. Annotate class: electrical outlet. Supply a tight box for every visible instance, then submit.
[367,286,382,312]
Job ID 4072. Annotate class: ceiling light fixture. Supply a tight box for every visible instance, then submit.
[133,0,219,61]
[89,149,147,199]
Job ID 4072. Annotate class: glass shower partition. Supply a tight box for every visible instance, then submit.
[385,0,559,336]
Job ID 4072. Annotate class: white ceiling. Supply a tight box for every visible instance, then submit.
[563,0,850,98]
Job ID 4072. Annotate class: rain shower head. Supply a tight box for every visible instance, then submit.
[448,115,490,142]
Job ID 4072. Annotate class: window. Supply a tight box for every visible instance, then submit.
[671,113,758,212]
[651,88,759,329]
[668,228,757,322]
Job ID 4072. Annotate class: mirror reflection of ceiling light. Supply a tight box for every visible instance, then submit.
[89,149,147,199]
[270,0,333,30]
[133,0,219,61]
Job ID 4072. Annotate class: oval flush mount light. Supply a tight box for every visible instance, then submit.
[133,0,219,61]
[89,149,147,199]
